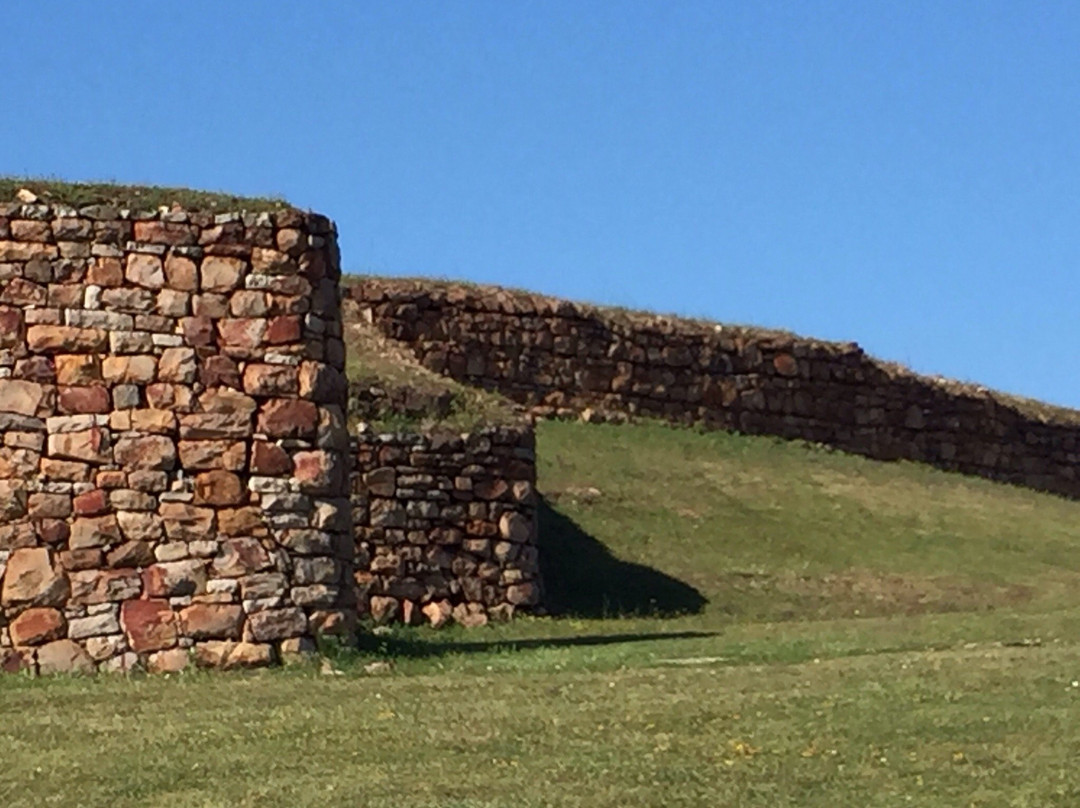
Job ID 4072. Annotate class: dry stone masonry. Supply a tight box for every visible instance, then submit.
[4,187,1074,670]
[352,424,540,627]
[0,200,352,674]
[350,279,1080,500]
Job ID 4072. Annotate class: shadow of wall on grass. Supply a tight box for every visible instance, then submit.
[354,629,718,659]
[537,499,708,618]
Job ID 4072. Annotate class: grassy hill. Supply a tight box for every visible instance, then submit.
[4,420,1080,806]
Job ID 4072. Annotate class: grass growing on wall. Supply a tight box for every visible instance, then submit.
[0,177,293,212]
[4,419,1080,806]
[342,298,522,432]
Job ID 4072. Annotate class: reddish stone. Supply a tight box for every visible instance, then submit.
[293,450,343,495]
[37,639,96,674]
[147,648,190,673]
[369,596,399,624]
[217,507,266,537]
[58,385,111,414]
[211,537,272,577]
[142,560,208,597]
[198,355,242,388]
[157,347,196,384]
[181,316,214,347]
[164,254,198,291]
[159,502,215,541]
[146,382,195,412]
[101,354,157,384]
[39,458,92,483]
[251,247,293,273]
[73,488,108,516]
[59,548,103,571]
[14,355,55,383]
[87,256,123,286]
[36,519,70,545]
[421,599,453,628]
[121,599,178,652]
[0,379,48,416]
[1,548,69,607]
[250,441,292,475]
[265,315,301,344]
[133,220,198,246]
[194,641,274,670]
[0,648,33,674]
[199,221,245,246]
[198,388,256,414]
[217,318,266,351]
[506,583,539,605]
[125,253,165,288]
[246,608,306,641]
[242,363,297,397]
[27,325,108,353]
[54,354,101,385]
[180,604,243,640]
[9,607,66,646]
[178,412,252,440]
[177,439,247,471]
[113,434,176,470]
[0,522,35,551]
[106,541,155,568]
[69,515,122,549]
[1,277,47,306]
[200,255,245,292]
[257,399,318,438]
[275,228,304,255]
[193,470,245,506]
[47,427,109,464]
[773,353,799,377]
[0,308,24,346]
[68,568,142,605]
[95,470,127,489]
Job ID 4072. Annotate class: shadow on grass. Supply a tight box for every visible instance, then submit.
[538,498,708,618]
[355,629,719,659]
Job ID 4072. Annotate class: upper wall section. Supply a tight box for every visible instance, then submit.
[0,199,351,674]
[349,278,1080,499]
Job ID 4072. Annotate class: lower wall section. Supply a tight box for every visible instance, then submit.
[351,424,541,627]
[0,488,355,675]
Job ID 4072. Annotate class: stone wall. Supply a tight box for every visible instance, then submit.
[0,201,352,674]
[351,424,540,627]
[349,279,1080,499]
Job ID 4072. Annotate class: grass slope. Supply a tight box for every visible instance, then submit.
[342,298,521,431]
[3,420,1080,806]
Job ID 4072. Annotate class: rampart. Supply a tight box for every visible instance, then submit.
[349,278,1080,499]
[0,198,353,674]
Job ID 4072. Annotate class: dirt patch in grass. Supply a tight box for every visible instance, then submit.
[717,569,1035,621]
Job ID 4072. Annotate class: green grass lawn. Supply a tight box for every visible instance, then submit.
[4,420,1080,806]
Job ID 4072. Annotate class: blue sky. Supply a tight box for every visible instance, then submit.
[4,1,1079,406]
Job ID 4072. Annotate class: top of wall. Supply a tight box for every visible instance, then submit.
[0,179,294,215]
[350,275,1080,430]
